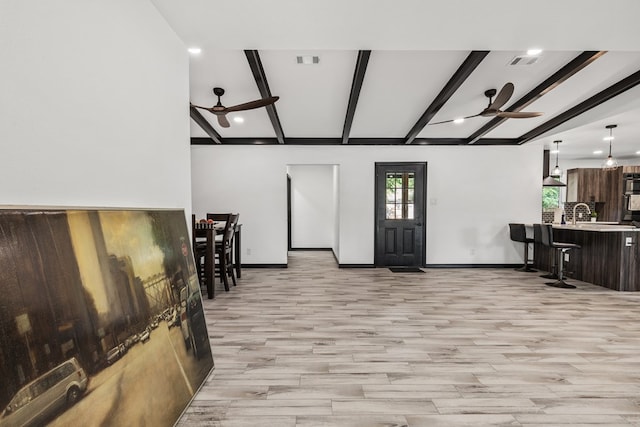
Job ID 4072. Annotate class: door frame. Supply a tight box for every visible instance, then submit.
[374,162,428,267]
[287,174,292,251]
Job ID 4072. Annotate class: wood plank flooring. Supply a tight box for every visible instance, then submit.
[178,251,640,426]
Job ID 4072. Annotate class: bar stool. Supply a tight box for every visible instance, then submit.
[542,224,580,289]
[508,223,536,272]
[533,223,557,280]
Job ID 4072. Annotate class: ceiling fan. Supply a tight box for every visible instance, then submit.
[429,82,543,125]
[191,87,279,128]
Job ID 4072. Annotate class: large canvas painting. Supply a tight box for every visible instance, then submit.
[0,208,213,427]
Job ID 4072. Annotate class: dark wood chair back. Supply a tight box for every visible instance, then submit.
[207,213,231,246]
[207,213,231,223]
[225,214,239,249]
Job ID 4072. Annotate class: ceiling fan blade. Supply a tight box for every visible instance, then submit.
[489,82,514,111]
[428,113,481,125]
[225,96,279,112]
[217,114,230,128]
[463,113,483,120]
[428,118,456,125]
[497,111,543,118]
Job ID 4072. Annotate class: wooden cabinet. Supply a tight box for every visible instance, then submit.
[566,168,607,202]
[623,166,640,174]
[566,167,625,222]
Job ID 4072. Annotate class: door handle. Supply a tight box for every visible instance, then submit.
[416,223,422,226]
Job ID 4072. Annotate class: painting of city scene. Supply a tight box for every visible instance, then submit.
[0,208,213,427]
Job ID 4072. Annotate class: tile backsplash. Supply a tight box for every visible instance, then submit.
[542,211,554,223]
[542,201,597,223]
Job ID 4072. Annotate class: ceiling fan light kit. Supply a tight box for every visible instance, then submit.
[190,87,279,128]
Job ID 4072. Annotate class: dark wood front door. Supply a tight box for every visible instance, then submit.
[375,162,426,267]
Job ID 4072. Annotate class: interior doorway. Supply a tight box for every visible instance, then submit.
[286,165,339,260]
[374,162,427,267]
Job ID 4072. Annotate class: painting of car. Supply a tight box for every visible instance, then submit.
[0,208,213,426]
[0,358,88,427]
[139,327,151,343]
[106,343,126,365]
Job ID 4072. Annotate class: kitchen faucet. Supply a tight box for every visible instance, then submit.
[572,203,591,225]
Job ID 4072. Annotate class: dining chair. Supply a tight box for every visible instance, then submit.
[207,214,239,291]
[191,214,205,282]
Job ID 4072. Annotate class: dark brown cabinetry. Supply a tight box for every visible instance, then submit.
[566,168,603,203]
[566,166,640,222]
[534,227,640,291]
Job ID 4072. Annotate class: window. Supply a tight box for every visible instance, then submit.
[385,172,415,219]
[542,187,560,210]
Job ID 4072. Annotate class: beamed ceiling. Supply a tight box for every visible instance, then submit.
[151,0,640,161]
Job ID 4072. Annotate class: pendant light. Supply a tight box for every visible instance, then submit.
[550,140,562,178]
[543,140,566,187]
[602,124,619,170]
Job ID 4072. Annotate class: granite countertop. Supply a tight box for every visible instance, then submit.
[553,222,640,232]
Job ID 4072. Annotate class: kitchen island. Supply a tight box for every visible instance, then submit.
[534,223,640,291]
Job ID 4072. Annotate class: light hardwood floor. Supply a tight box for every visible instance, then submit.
[178,251,640,426]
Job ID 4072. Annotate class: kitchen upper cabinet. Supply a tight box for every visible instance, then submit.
[566,168,606,203]
[566,170,578,202]
[566,167,626,222]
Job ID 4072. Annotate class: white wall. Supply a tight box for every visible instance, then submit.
[0,1,191,214]
[191,144,542,265]
[288,165,336,249]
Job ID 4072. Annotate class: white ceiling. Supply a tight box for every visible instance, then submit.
[153,0,640,162]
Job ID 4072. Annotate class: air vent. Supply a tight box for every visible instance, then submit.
[508,55,540,66]
[296,55,319,65]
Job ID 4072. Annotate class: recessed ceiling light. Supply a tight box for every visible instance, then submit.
[593,150,603,155]
[453,118,464,124]
[636,150,640,155]
[233,116,244,124]
[550,149,559,154]
[527,48,543,56]
[188,47,201,55]
[603,135,615,141]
